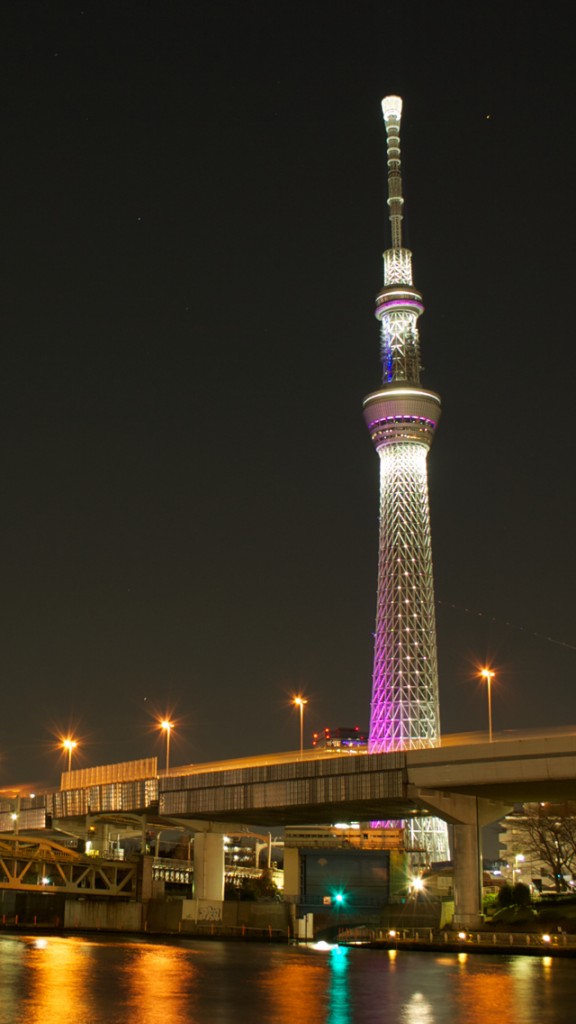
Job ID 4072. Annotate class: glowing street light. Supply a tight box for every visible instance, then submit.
[513,852,525,886]
[480,668,495,742]
[292,696,308,758]
[160,719,173,774]
[62,737,78,773]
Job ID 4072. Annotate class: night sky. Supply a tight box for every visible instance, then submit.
[1,2,575,789]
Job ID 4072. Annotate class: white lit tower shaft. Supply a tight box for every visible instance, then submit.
[364,97,442,755]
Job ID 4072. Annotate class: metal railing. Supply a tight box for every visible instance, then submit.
[337,926,576,949]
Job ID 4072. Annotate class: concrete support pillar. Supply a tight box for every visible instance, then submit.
[193,832,224,901]
[87,820,110,857]
[283,847,301,900]
[139,854,154,901]
[452,819,482,929]
[409,789,509,931]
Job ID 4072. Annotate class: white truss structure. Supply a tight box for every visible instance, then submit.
[369,443,440,749]
[406,816,451,864]
[363,96,448,864]
[380,310,421,385]
[384,248,413,286]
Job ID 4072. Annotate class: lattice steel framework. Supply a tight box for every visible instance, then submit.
[0,835,138,896]
[370,443,439,748]
[363,97,448,860]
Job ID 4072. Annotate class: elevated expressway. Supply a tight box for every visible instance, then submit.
[156,730,576,927]
[157,729,576,825]
[3,730,576,927]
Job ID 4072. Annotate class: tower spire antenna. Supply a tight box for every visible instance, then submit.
[375,95,422,386]
[382,95,404,249]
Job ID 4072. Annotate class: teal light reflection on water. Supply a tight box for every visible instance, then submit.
[328,945,352,1024]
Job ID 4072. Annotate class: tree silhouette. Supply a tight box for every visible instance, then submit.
[519,803,576,892]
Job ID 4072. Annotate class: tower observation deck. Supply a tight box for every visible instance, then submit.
[363,97,448,860]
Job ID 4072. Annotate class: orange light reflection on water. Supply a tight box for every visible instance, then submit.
[120,943,200,1023]
[19,937,201,1024]
[457,969,516,1022]
[261,947,352,1024]
[261,956,328,1022]
[21,937,89,1024]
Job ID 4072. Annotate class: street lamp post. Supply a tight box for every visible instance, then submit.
[512,852,525,886]
[480,669,495,742]
[160,719,173,774]
[10,796,20,835]
[62,738,78,773]
[292,697,308,759]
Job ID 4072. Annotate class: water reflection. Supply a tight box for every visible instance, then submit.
[261,947,330,1022]
[0,937,202,1024]
[452,963,515,1024]
[120,942,200,1023]
[328,946,351,1024]
[508,954,566,1023]
[402,991,434,1024]
[2,935,576,1024]
[18,936,90,1024]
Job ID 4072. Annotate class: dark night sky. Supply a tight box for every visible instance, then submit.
[1,1,575,788]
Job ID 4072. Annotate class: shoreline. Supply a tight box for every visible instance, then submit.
[2,924,576,957]
[341,940,576,958]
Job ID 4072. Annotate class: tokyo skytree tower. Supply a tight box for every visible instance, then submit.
[363,97,448,859]
[364,95,441,750]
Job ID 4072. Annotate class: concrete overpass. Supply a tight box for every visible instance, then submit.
[3,729,576,927]
[157,730,576,824]
[153,730,576,926]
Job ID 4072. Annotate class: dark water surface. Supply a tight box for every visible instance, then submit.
[1,934,575,1024]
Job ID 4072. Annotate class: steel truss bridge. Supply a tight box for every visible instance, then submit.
[0,835,138,898]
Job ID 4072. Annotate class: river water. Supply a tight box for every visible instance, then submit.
[1,933,575,1024]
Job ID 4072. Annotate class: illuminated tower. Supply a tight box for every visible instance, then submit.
[363,97,448,859]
